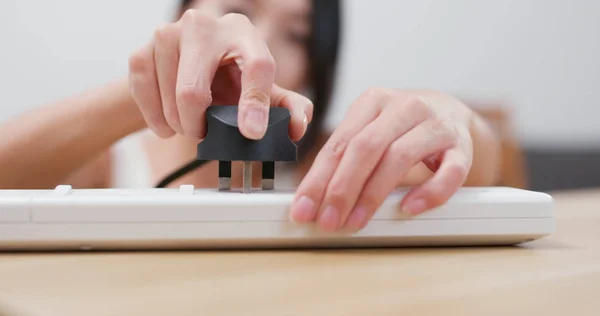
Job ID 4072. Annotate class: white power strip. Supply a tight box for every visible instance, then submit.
[0,185,554,250]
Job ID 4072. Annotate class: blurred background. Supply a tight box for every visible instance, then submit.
[0,0,598,192]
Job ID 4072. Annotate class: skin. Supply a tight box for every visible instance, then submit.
[291,89,500,231]
[0,0,501,232]
[140,0,314,189]
[0,79,143,189]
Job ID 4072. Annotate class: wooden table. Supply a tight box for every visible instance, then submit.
[0,188,599,316]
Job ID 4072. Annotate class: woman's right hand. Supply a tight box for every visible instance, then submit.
[128,9,312,141]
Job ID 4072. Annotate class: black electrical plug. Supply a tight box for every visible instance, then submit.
[197,105,298,193]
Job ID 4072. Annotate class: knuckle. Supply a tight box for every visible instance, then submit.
[176,85,212,107]
[143,112,159,127]
[153,23,174,43]
[430,118,459,147]
[404,95,433,118]
[141,109,173,137]
[270,91,290,109]
[322,138,349,162]
[155,129,175,139]
[362,87,390,101]
[128,50,150,74]
[246,54,276,74]
[404,95,428,108]
[429,117,450,135]
[182,9,215,26]
[162,107,180,127]
[389,142,415,165]
[326,182,351,211]
[428,117,447,132]
[351,133,383,156]
[221,12,252,26]
[421,164,469,207]
[359,190,384,213]
[181,9,197,22]
[420,185,450,208]
[355,87,392,112]
[447,162,469,182]
[242,89,270,106]
[427,191,448,208]
[396,150,415,166]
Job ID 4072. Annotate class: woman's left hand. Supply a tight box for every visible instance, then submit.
[290,88,476,231]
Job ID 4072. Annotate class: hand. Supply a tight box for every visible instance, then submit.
[290,88,475,231]
[128,10,312,140]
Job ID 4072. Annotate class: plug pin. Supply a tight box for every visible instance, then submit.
[242,161,252,193]
[262,161,274,190]
[218,161,231,191]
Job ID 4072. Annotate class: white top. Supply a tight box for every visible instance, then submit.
[110,131,153,188]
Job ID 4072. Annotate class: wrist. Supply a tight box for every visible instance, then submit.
[467,111,502,185]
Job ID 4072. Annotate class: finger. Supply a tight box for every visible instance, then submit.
[317,99,432,231]
[220,13,276,140]
[128,41,175,138]
[270,84,314,141]
[176,10,219,139]
[289,88,388,224]
[345,119,459,230]
[154,22,183,135]
[400,140,472,216]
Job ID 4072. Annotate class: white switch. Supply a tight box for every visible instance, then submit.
[179,185,195,195]
[52,185,73,196]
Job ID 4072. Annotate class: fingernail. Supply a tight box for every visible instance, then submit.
[244,109,267,138]
[346,206,368,230]
[402,199,427,215]
[318,206,340,232]
[302,113,308,135]
[290,196,317,223]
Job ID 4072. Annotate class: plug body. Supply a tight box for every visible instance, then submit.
[197,105,297,192]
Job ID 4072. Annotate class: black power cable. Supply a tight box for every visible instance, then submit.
[155,159,209,188]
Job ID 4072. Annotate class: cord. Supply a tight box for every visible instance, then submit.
[155,159,209,188]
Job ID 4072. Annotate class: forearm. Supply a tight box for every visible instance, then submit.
[0,78,145,189]
[464,112,502,186]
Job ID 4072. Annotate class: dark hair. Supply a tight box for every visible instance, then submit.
[179,0,341,160]
[302,0,341,159]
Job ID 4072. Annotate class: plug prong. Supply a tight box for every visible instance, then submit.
[262,161,274,190]
[218,161,231,191]
[242,161,252,193]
